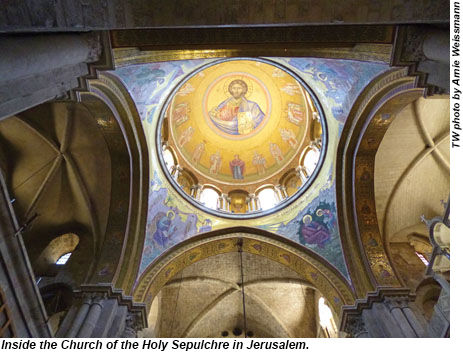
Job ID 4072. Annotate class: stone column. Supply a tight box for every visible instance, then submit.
[340,288,428,338]
[194,184,204,201]
[217,194,224,210]
[224,195,231,212]
[64,295,92,337]
[247,194,259,212]
[219,193,230,211]
[56,284,146,338]
[311,139,322,150]
[0,33,102,120]
[246,196,252,212]
[76,295,105,337]
[0,173,52,337]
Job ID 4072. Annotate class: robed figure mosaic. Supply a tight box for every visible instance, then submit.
[209,79,265,136]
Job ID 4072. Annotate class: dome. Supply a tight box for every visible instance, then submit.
[158,58,325,217]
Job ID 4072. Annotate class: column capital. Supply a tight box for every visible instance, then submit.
[340,287,425,338]
[341,287,414,315]
[384,296,411,311]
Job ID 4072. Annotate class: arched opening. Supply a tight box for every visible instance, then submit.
[162,148,176,174]
[336,69,427,296]
[133,227,354,338]
[35,233,79,275]
[141,252,340,338]
[375,96,449,291]
[317,297,337,338]
[199,187,221,210]
[302,147,320,176]
[256,187,278,211]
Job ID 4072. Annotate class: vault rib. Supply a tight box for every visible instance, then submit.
[381,132,449,241]
[15,116,60,154]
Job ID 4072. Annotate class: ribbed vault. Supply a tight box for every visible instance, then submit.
[375,95,450,288]
[0,102,112,283]
[141,252,326,338]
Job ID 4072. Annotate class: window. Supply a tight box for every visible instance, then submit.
[257,188,278,211]
[56,252,72,265]
[318,297,337,337]
[303,148,320,175]
[415,252,429,266]
[162,148,175,173]
[36,233,79,272]
[199,188,220,210]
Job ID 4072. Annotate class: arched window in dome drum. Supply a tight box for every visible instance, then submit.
[199,187,220,210]
[303,147,321,176]
[257,187,278,211]
[162,148,175,174]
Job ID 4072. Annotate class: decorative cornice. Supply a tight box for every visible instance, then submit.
[342,287,414,312]
[391,25,448,95]
[113,44,393,68]
[111,26,394,48]
[74,283,147,329]
[70,31,115,102]
[340,287,419,337]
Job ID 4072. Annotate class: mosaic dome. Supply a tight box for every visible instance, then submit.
[159,59,325,217]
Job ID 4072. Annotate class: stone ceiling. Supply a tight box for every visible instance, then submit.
[141,251,322,338]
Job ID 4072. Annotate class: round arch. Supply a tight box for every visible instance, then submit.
[336,67,426,297]
[133,226,355,321]
[74,72,150,293]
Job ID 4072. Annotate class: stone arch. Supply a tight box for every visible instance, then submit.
[336,67,426,297]
[133,226,355,322]
[75,72,150,294]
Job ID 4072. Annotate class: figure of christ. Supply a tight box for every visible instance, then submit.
[229,154,245,179]
[209,79,265,135]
